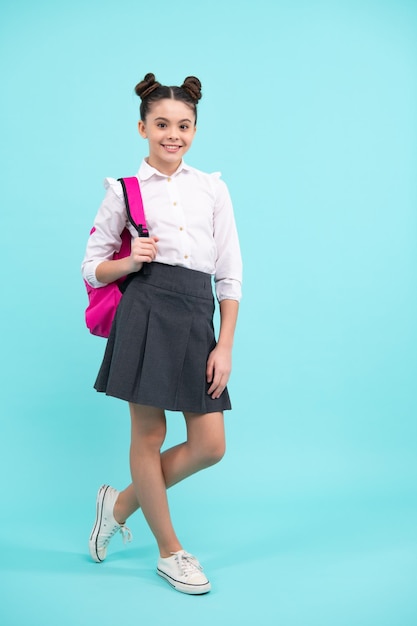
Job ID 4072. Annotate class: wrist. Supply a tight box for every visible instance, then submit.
[96,256,141,284]
[216,338,233,351]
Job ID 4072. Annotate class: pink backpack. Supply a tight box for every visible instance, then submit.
[85,177,148,338]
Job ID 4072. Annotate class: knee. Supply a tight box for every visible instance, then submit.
[130,405,167,453]
[197,438,226,468]
[139,427,167,453]
[131,423,167,455]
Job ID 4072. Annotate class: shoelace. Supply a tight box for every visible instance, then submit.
[102,522,133,547]
[119,524,133,545]
[174,551,203,577]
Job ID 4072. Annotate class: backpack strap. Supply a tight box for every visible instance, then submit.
[118,177,149,237]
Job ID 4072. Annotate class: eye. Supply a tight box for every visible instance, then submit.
[157,122,167,128]
[180,124,189,131]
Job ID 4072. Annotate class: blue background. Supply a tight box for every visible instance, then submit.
[1,0,416,624]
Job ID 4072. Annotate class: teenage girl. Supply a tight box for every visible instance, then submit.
[81,73,242,595]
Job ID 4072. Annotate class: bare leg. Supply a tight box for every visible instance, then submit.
[114,405,225,554]
[125,403,182,557]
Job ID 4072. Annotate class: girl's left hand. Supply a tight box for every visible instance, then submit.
[206,345,232,399]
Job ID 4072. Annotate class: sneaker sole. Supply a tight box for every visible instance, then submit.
[157,568,211,595]
[88,485,108,563]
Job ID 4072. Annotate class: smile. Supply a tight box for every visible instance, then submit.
[162,144,182,153]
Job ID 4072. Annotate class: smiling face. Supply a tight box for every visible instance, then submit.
[138,98,197,175]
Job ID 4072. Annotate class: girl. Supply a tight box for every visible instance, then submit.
[82,73,242,595]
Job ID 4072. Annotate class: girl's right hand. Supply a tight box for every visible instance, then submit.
[130,236,159,271]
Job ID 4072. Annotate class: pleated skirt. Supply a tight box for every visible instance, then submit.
[94,262,232,413]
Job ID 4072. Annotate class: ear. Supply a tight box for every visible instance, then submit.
[138,120,147,138]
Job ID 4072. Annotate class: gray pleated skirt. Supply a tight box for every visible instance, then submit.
[94,262,231,413]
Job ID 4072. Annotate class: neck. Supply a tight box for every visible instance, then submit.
[146,157,181,176]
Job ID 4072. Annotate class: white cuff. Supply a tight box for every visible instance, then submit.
[215,278,242,303]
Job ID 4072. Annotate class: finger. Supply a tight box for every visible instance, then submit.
[206,359,214,383]
[208,381,225,399]
[208,383,223,397]
[134,236,157,246]
[207,371,224,396]
[132,241,157,259]
[135,238,157,249]
[132,242,154,256]
[209,367,231,397]
[145,237,159,250]
[132,250,154,264]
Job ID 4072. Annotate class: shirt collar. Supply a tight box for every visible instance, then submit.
[138,158,192,181]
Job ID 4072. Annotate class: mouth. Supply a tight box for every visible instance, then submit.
[162,144,182,153]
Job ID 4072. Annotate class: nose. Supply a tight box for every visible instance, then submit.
[167,126,179,140]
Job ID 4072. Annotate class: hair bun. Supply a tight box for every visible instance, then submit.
[135,73,161,100]
[181,76,202,102]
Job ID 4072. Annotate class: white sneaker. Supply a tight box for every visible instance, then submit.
[89,485,132,562]
[157,550,211,594]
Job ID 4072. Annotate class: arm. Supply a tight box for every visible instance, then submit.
[206,299,239,399]
[95,236,159,283]
[206,177,242,399]
[82,178,159,287]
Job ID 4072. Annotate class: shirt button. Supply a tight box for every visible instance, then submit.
[167,177,171,182]
[184,255,189,259]
[179,227,184,231]
[173,202,177,206]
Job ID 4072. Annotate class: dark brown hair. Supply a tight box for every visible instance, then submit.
[135,73,202,124]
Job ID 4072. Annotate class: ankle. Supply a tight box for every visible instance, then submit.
[113,497,126,526]
[159,544,183,559]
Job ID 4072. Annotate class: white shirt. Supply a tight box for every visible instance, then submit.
[82,159,242,302]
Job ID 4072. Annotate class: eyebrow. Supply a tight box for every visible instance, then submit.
[154,116,193,123]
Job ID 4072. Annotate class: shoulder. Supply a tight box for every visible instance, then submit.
[184,163,222,181]
[103,177,124,199]
[183,164,228,196]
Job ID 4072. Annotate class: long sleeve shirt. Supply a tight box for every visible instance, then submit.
[82,159,242,302]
